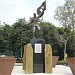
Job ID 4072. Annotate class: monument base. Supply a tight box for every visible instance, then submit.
[23,42,52,74]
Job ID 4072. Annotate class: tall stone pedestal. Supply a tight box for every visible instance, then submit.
[45,44,52,73]
[23,43,52,74]
[23,44,33,74]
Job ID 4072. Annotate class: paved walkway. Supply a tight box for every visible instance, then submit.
[11,63,72,75]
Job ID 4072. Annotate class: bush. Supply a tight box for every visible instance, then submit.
[67,49,75,57]
[52,50,58,56]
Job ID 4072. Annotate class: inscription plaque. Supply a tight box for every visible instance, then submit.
[35,44,42,53]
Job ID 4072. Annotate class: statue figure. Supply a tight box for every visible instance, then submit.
[29,0,46,38]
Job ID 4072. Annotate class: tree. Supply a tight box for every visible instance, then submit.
[40,22,60,57]
[54,0,75,59]
[54,0,75,30]
[40,22,56,44]
[11,18,32,57]
[66,30,75,57]
[0,23,13,56]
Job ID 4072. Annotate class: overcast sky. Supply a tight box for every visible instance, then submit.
[0,0,65,26]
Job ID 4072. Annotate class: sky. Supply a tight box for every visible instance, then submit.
[0,0,65,26]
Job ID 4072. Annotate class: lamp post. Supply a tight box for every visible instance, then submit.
[20,27,23,63]
[21,38,22,63]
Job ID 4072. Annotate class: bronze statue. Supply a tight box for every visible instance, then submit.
[29,0,46,38]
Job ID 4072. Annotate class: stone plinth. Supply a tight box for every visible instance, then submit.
[45,44,52,73]
[23,43,52,74]
[23,44,33,74]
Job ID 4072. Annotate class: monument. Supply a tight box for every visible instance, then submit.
[23,0,52,74]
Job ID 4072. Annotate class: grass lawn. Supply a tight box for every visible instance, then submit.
[57,60,68,65]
